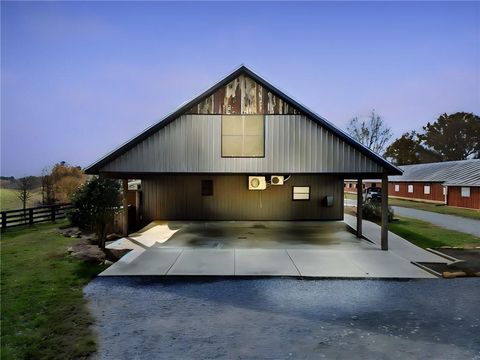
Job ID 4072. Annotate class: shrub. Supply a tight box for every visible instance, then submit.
[68,177,121,248]
[361,199,394,222]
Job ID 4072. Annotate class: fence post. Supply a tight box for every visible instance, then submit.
[29,208,34,225]
[1,212,6,231]
[51,205,56,222]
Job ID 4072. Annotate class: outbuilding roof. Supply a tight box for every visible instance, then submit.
[85,65,401,175]
[389,159,480,186]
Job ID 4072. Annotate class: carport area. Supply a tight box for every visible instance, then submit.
[101,220,452,278]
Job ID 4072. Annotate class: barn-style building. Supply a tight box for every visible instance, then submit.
[85,65,402,249]
[389,160,480,209]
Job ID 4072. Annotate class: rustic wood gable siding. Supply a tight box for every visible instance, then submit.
[100,114,384,174]
[186,74,300,115]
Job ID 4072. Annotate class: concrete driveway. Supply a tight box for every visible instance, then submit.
[101,221,448,278]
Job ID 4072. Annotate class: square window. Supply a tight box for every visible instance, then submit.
[221,115,264,157]
[461,187,470,198]
[424,185,431,195]
[408,184,414,193]
[394,184,400,192]
[293,186,310,201]
[201,180,213,196]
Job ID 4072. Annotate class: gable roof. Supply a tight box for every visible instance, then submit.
[389,159,480,186]
[85,65,402,175]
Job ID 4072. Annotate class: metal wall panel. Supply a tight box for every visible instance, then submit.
[142,175,343,221]
[102,114,384,174]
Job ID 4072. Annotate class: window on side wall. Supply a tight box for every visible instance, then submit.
[394,184,400,192]
[408,184,414,193]
[461,187,470,198]
[221,115,264,157]
[424,185,431,195]
[292,186,310,201]
[201,180,213,196]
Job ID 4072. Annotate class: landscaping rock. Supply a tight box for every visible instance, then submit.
[58,227,80,237]
[69,243,105,263]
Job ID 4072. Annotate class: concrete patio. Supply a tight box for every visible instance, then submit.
[100,220,454,278]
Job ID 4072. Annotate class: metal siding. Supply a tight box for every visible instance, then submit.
[102,114,384,174]
[142,175,343,221]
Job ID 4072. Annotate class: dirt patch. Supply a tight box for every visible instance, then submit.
[420,249,480,278]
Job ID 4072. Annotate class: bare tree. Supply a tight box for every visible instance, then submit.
[16,176,35,210]
[347,110,393,155]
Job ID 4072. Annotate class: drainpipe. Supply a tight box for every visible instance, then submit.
[444,185,448,205]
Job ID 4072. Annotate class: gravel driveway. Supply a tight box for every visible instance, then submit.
[85,278,480,359]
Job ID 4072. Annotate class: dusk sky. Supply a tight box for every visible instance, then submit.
[1,1,479,177]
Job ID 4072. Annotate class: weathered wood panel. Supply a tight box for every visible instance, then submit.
[187,74,300,115]
[142,175,343,221]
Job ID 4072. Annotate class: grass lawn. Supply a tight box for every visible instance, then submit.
[1,221,107,360]
[0,188,43,211]
[389,216,480,249]
[344,192,480,220]
[344,206,480,249]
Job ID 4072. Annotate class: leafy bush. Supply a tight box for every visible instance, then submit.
[68,177,121,248]
[361,199,394,222]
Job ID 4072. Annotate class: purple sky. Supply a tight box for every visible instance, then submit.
[2,1,479,177]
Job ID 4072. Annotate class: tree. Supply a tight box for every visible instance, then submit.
[68,177,121,249]
[347,110,393,155]
[384,132,441,165]
[41,162,86,204]
[16,176,35,210]
[421,112,480,161]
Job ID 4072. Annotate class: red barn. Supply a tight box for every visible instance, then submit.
[388,160,480,210]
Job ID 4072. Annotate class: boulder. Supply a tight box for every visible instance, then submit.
[69,244,105,263]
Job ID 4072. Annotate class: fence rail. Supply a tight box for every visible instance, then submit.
[1,204,72,230]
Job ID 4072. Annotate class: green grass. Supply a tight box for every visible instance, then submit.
[389,216,480,249]
[0,188,43,211]
[1,221,107,360]
[344,192,480,220]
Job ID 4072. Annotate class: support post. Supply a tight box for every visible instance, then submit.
[122,179,129,236]
[356,177,362,237]
[381,173,389,250]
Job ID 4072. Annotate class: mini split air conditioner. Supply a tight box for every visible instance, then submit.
[270,175,284,185]
[248,176,267,190]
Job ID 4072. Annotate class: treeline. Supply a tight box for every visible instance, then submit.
[347,111,479,165]
[385,112,480,165]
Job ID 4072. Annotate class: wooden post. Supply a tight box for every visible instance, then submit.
[381,173,388,250]
[1,212,6,231]
[122,179,129,236]
[29,208,34,225]
[51,205,56,222]
[356,177,362,237]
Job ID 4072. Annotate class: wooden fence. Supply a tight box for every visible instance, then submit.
[1,203,72,230]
